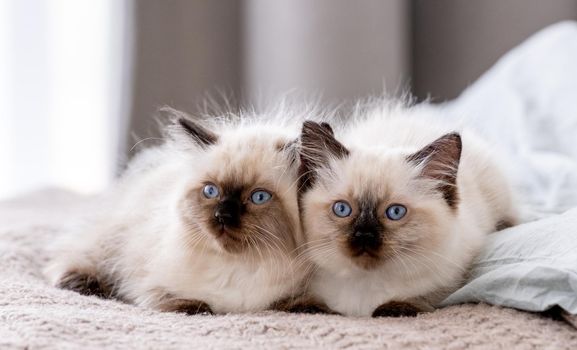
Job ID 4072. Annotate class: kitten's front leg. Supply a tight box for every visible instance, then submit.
[372,301,425,317]
[157,298,214,315]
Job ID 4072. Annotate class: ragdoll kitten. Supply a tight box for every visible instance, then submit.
[298,107,517,317]
[46,110,306,314]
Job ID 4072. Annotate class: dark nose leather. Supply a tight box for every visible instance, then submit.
[214,197,243,227]
[350,231,381,250]
[214,210,233,223]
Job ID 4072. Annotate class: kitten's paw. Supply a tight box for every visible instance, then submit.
[496,217,517,231]
[56,270,112,299]
[270,297,337,315]
[158,299,213,315]
[288,302,336,314]
[372,301,423,317]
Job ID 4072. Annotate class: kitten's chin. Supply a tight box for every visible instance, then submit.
[314,249,384,274]
[349,252,384,271]
[342,245,386,271]
[211,227,248,254]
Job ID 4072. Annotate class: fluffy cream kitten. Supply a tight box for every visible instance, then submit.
[46,109,306,314]
[298,105,518,317]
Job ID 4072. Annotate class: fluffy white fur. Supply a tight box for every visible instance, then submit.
[46,111,308,314]
[301,104,518,317]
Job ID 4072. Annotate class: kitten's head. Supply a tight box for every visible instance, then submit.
[174,116,301,256]
[298,121,462,272]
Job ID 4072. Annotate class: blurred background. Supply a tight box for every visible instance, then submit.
[1,0,577,200]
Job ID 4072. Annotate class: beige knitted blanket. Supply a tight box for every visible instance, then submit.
[1,190,576,349]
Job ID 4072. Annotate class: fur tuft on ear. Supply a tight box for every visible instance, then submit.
[298,121,349,192]
[407,132,462,208]
[275,138,300,169]
[161,107,218,147]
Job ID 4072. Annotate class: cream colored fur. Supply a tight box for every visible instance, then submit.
[46,115,306,314]
[302,105,518,316]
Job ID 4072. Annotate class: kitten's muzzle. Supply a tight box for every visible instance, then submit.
[214,197,243,228]
[349,231,382,256]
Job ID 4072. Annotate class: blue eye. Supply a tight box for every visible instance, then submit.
[332,201,352,217]
[202,184,219,199]
[251,190,272,204]
[386,204,407,220]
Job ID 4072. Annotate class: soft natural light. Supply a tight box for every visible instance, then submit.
[0,0,125,200]
[48,1,115,195]
[0,0,13,199]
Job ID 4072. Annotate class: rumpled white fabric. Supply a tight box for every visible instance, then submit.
[443,208,577,313]
[442,21,577,217]
[440,21,577,314]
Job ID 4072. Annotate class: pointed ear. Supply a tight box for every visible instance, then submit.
[319,122,335,135]
[407,132,462,208]
[177,117,218,147]
[299,121,349,192]
[162,106,218,147]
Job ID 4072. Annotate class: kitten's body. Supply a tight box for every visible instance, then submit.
[46,115,306,314]
[300,105,517,317]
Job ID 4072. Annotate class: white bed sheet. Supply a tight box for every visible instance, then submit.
[440,21,577,218]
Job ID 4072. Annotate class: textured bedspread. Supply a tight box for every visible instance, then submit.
[1,190,576,349]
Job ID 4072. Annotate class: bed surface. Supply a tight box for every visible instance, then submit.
[0,190,576,349]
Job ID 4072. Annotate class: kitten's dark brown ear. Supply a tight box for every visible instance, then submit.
[319,122,335,135]
[299,121,349,192]
[162,106,218,147]
[407,132,462,208]
[177,117,218,147]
